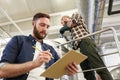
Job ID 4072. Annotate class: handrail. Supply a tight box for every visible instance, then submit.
[110,27,120,54]
[58,27,120,79]
[78,64,120,73]
[100,50,118,57]
[57,27,120,57]
[58,27,120,75]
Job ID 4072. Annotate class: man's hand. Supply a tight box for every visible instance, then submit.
[65,62,78,76]
[33,50,52,67]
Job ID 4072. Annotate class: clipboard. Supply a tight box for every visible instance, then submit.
[40,50,87,79]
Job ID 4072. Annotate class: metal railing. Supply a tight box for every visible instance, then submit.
[58,27,120,74]
[58,27,120,56]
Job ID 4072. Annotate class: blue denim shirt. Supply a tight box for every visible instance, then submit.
[0,34,60,80]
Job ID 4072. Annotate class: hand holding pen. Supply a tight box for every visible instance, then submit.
[32,46,54,59]
[32,46,53,67]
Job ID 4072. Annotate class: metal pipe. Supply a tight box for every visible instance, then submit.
[0,17,32,26]
[0,7,24,35]
[93,0,99,39]
[77,0,89,27]
[88,0,94,33]
[110,27,120,54]
[0,27,11,37]
[0,9,77,26]
[78,64,120,73]
[100,50,118,57]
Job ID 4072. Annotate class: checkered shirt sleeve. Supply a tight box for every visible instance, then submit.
[70,13,89,49]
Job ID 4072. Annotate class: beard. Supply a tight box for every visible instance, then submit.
[33,26,47,40]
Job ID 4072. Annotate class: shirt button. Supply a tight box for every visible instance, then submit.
[32,40,34,42]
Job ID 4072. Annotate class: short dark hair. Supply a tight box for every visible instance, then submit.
[33,12,50,21]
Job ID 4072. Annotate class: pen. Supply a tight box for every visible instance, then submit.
[32,46,54,59]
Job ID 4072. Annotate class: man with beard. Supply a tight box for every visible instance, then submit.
[0,12,78,80]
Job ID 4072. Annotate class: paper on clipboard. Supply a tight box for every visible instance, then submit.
[40,50,87,79]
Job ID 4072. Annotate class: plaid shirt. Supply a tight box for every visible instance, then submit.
[70,13,89,49]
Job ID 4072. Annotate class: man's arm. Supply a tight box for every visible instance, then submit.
[0,61,36,78]
[0,50,52,78]
[59,25,70,35]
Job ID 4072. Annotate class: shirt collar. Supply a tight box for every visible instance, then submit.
[28,34,36,45]
[28,34,44,45]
